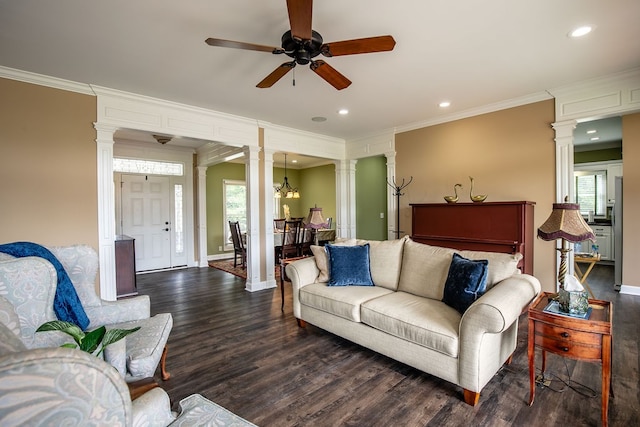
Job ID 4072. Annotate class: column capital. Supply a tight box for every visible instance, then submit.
[93,122,118,144]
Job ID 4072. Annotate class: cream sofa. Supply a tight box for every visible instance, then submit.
[286,237,541,405]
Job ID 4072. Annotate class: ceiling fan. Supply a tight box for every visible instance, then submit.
[205,0,396,90]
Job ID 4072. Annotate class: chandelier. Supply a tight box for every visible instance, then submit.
[275,153,300,199]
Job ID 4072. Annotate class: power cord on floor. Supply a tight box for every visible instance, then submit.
[535,358,597,398]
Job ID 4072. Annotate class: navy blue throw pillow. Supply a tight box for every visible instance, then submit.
[442,253,489,314]
[326,244,374,286]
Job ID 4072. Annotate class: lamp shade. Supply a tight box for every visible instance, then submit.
[537,202,595,243]
[305,207,329,229]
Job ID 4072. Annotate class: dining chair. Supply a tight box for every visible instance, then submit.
[228,221,246,268]
[298,226,315,257]
[278,220,302,263]
[273,218,286,231]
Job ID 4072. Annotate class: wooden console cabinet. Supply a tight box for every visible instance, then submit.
[115,235,138,298]
[410,201,535,274]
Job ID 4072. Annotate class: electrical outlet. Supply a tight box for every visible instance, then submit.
[218,246,222,251]
[380,212,384,219]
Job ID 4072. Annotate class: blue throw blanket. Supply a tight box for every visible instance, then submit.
[0,242,90,331]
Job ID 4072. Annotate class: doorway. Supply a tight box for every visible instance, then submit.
[121,174,172,271]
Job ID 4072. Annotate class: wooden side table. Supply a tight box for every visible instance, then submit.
[528,292,613,427]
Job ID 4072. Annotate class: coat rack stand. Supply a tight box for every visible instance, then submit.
[387,176,413,239]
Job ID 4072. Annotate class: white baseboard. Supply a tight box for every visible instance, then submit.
[619,285,640,296]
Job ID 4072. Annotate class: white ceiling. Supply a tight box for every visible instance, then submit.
[1,0,639,151]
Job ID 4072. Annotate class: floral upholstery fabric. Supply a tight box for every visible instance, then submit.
[168,394,257,427]
[0,244,172,380]
[0,256,65,349]
[0,346,132,426]
[112,313,173,381]
[0,324,251,427]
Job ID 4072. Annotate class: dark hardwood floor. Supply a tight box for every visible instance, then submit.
[137,263,639,426]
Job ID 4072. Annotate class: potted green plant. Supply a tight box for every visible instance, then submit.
[36,320,140,357]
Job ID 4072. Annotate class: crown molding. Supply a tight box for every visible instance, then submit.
[0,66,94,95]
[394,91,552,135]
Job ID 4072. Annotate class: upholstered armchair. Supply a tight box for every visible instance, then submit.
[0,244,172,382]
[0,322,255,427]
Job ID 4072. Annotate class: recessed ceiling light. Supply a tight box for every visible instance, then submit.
[590,137,600,141]
[291,159,298,163]
[338,109,349,115]
[439,101,451,108]
[569,25,593,38]
[586,129,597,134]
[311,116,327,122]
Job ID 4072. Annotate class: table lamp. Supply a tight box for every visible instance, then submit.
[537,198,595,292]
[305,206,329,229]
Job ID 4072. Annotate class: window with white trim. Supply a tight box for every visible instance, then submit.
[575,170,606,216]
[223,180,246,250]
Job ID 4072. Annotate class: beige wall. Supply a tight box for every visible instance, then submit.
[622,112,640,289]
[0,78,98,248]
[396,100,557,291]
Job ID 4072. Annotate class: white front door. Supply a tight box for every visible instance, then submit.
[121,174,172,271]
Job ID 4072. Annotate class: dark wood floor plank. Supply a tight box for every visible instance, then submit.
[136,263,639,426]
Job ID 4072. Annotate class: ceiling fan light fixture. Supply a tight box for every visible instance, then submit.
[296,48,311,65]
[205,1,396,90]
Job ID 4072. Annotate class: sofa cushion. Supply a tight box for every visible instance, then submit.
[299,283,393,322]
[442,253,488,314]
[311,239,358,283]
[361,291,462,357]
[397,239,455,300]
[364,237,406,291]
[110,312,173,380]
[459,250,522,289]
[326,244,374,287]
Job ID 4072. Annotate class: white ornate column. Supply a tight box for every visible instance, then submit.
[244,145,268,291]
[384,151,397,240]
[552,119,578,290]
[196,166,208,267]
[335,159,357,239]
[93,122,118,301]
[262,148,277,287]
[552,120,577,203]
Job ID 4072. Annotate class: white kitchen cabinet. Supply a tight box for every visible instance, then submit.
[607,163,623,204]
[574,225,613,261]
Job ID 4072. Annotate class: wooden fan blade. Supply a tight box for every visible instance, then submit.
[310,60,351,90]
[205,38,282,54]
[257,62,296,88]
[287,0,312,40]
[322,35,396,57]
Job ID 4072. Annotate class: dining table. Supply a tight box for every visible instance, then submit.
[241,228,336,246]
[273,228,335,246]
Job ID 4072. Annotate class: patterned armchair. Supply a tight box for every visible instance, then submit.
[0,244,172,382]
[0,322,255,427]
